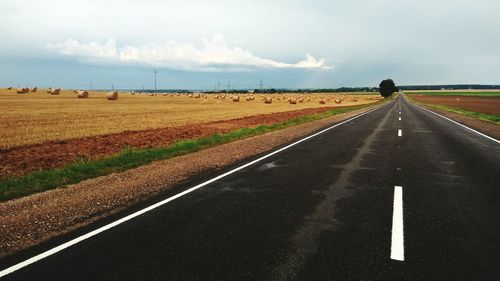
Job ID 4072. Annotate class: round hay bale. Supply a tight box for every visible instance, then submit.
[107,91,118,100]
[47,87,52,93]
[17,88,28,94]
[50,88,60,95]
[289,98,297,104]
[77,90,89,98]
[30,87,37,92]
[73,89,79,94]
[319,98,326,104]
[264,97,272,104]
[7,87,12,90]
[335,99,341,104]
[193,93,201,98]
[232,95,240,102]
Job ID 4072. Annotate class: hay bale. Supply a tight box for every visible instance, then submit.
[50,88,60,95]
[232,95,240,102]
[107,91,118,100]
[7,87,12,90]
[264,97,272,104]
[335,99,341,104]
[47,87,52,93]
[17,88,29,94]
[193,93,201,98]
[289,97,297,104]
[77,90,89,98]
[319,98,326,104]
[29,87,37,92]
[73,89,79,94]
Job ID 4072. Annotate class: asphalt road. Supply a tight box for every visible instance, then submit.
[1,94,499,280]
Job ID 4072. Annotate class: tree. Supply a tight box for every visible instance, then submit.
[379,79,397,98]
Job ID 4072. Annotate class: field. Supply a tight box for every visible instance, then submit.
[0,88,381,149]
[404,90,500,96]
[407,94,500,115]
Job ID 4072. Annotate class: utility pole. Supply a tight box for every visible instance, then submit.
[154,69,158,92]
[217,81,220,92]
[260,80,263,90]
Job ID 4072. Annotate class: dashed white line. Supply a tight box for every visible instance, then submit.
[0,102,392,278]
[398,129,402,137]
[398,117,401,121]
[399,111,401,115]
[391,186,405,261]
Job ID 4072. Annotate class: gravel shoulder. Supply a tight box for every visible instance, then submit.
[0,104,382,257]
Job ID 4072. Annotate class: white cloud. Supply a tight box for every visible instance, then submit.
[46,34,332,71]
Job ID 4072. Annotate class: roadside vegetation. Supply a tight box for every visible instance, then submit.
[0,101,384,202]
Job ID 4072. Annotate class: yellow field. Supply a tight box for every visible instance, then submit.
[0,88,382,148]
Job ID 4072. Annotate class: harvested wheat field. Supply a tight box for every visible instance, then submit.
[0,88,381,149]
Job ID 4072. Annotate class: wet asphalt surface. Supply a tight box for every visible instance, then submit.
[1,94,499,280]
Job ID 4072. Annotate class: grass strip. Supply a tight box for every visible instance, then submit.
[405,95,500,124]
[0,102,383,202]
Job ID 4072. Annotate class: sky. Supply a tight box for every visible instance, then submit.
[1,0,499,90]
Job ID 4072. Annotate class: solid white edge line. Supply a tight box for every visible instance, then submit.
[405,96,500,144]
[391,186,404,261]
[0,102,392,278]
[398,129,402,137]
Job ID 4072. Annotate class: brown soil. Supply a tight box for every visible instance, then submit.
[0,106,339,179]
[0,105,381,257]
[409,95,500,115]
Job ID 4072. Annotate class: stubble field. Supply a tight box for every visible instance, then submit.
[0,88,381,149]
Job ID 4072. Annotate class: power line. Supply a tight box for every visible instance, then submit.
[154,69,158,92]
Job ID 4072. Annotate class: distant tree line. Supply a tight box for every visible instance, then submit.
[134,84,499,94]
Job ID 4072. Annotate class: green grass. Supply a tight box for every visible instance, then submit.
[0,102,383,202]
[406,91,500,97]
[405,94,500,124]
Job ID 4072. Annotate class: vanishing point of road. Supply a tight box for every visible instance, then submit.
[1,94,499,280]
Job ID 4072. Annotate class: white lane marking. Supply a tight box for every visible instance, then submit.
[399,111,401,115]
[399,117,401,121]
[411,103,500,144]
[0,103,392,278]
[398,129,402,137]
[391,186,404,261]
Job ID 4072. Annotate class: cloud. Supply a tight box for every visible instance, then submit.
[45,35,332,71]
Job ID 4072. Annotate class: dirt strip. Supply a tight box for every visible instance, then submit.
[0,104,382,257]
[420,105,500,140]
[409,95,500,115]
[0,106,340,179]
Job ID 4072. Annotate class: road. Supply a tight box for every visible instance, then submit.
[1,94,499,280]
